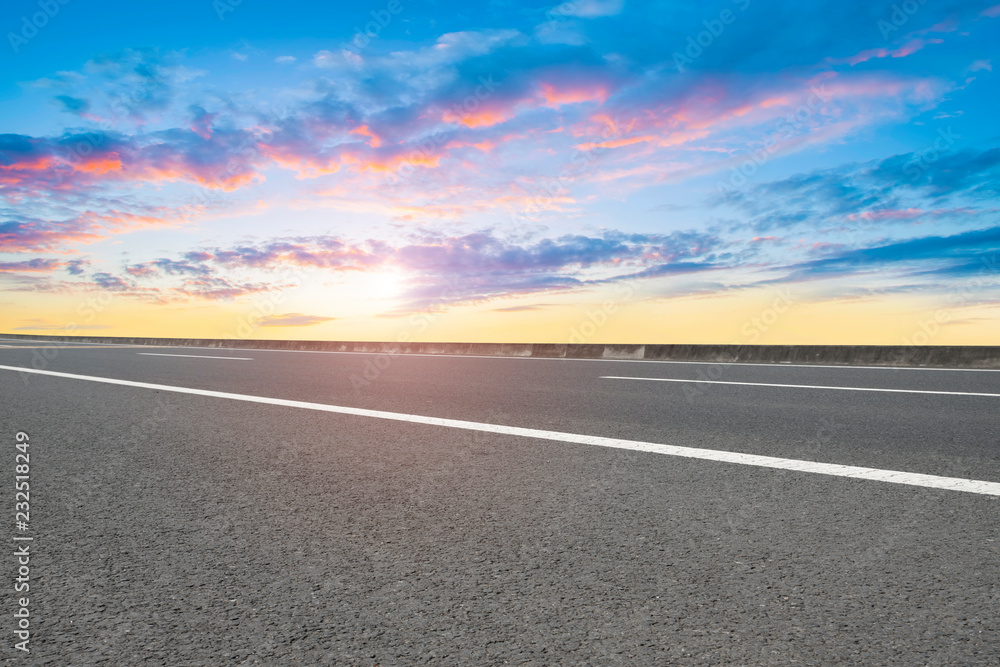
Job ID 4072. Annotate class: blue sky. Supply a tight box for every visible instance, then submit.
[1,0,998,343]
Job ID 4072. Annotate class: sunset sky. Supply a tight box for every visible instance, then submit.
[1,0,999,344]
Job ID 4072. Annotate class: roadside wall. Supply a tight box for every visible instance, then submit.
[2,333,998,368]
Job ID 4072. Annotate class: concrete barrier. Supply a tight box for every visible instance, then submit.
[1,333,998,368]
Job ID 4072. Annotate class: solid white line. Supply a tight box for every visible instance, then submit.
[601,376,1000,397]
[3,363,999,497]
[137,353,253,361]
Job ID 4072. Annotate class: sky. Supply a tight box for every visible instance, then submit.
[1,0,999,345]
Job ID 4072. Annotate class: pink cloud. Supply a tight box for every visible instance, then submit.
[847,207,980,223]
[0,218,104,253]
[349,125,383,147]
[344,149,442,173]
[188,107,217,140]
[0,131,263,195]
[0,258,70,273]
[0,203,204,255]
[259,143,341,178]
[125,264,159,277]
[537,82,609,109]
[837,38,943,66]
[575,135,657,152]
[847,208,925,222]
[442,107,515,128]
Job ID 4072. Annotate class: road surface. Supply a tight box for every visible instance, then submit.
[1,338,998,664]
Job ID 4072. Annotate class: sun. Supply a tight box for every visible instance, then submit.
[355,269,406,301]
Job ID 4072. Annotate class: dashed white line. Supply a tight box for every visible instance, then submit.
[0,337,998,372]
[137,353,253,361]
[136,350,1000,372]
[3,363,999,497]
[0,338,124,347]
[600,376,1000,397]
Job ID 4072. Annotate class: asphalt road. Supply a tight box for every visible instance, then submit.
[1,339,998,664]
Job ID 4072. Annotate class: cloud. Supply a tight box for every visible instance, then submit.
[0,256,87,277]
[137,219,962,311]
[0,217,104,253]
[0,258,65,272]
[247,66,939,217]
[772,225,1000,283]
[383,229,721,311]
[1,19,950,219]
[126,257,215,277]
[551,0,624,18]
[618,0,987,75]
[13,324,112,331]
[257,313,338,327]
[68,49,203,123]
[54,95,92,116]
[121,229,718,280]
[831,38,944,66]
[92,273,133,291]
[172,277,276,302]
[4,7,998,323]
[873,147,1000,198]
[0,128,264,197]
[492,304,555,312]
[392,230,714,274]
[66,259,89,275]
[187,105,217,140]
[209,236,384,271]
[715,145,1000,231]
[0,206,200,254]
[59,227,724,312]
[15,268,283,305]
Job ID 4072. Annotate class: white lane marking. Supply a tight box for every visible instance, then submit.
[0,345,142,350]
[137,353,253,361]
[101,348,1000,372]
[0,338,124,347]
[0,337,998,372]
[601,376,1000,397]
[3,364,999,497]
